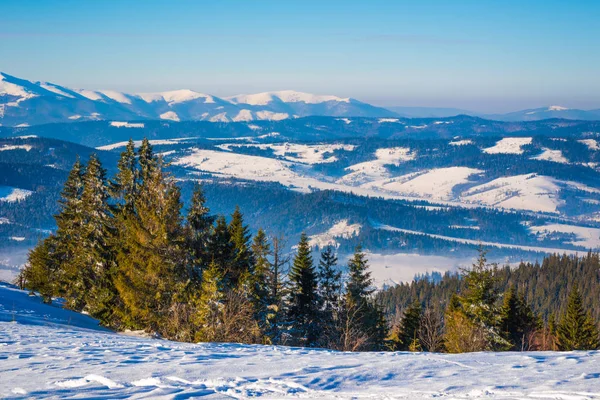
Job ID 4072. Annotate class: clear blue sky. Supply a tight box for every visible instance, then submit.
[1,0,599,112]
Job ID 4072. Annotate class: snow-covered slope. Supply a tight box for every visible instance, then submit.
[3,283,600,399]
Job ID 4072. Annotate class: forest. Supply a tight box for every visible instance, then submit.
[16,138,600,352]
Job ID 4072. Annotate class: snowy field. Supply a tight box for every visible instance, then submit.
[3,284,600,399]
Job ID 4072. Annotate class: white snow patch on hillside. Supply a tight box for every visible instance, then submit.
[378,118,400,123]
[367,167,482,201]
[138,90,214,104]
[461,174,562,213]
[97,139,184,151]
[226,143,356,164]
[450,139,473,146]
[483,137,532,154]
[15,123,29,127]
[39,83,74,98]
[74,89,103,101]
[0,144,32,152]
[99,90,132,104]
[208,112,229,122]
[68,114,82,120]
[531,148,569,163]
[159,111,180,121]
[9,236,25,242]
[3,282,600,399]
[256,110,289,121]
[530,223,600,249]
[232,109,254,122]
[579,139,600,151]
[0,186,33,202]
[337,118,352,124]
[548,105,569,111]
[109,121,145,128]
[0,76,38,105]
[227,90,350,105]
[374,147,416,165]
[308,220,361,248]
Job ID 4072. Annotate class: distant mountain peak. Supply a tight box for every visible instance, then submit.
[547,105,569,111]
[226,90,351,106]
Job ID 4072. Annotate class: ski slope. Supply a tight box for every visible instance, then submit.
[2,283,600,399]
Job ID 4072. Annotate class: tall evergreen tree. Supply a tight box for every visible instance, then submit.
[500,287,539,351]
[110,138,137,211]
[186,184,215,280]
[557,284,600,350]
[250,229,271,336]
[318,246,341,318]
[287,233,320,346]
[344,246,387,350]
[23,236,60,303]
[207,216,235,280]
[228,206,254,288]
[395,302,422,351]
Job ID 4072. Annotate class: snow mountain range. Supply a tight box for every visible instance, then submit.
[0,72,395,126]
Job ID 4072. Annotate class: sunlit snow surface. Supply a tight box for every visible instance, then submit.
[2,283,600,399]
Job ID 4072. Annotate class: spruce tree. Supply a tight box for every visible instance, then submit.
[287,233,320,346]
[186,184,215,280]
[395,302,422,351]
[207,216,235,280]
[250,229,271,335]
[557,284,600,350]
[193,261,225,342]
[344,246,387,350]
[110,138,137,210]
[500,287,539,351]
[228,206,254,288]
[318,246,341,318]
[23,236,60,303]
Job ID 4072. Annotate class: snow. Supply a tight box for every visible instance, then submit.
[68,114,82,120]
[548,105,569,111]
[483,137,532,154]
[73,89,103,101]
[378,225,580,256]
[532,148,569,164]
[97,139,183,151]
[337,118,352,124]
[9,237,25,242]
[367,167,482,201]
[226,90,350,105]
[450,139,473,146]
[0,186,33,202]
[99,90,132,104]
[579,139,600,151]
[378,118,400,123]
[530,223,600,250]
[0,144,32,152]
[256,110,289,121]
[308,220,361,248]
[461,174,563,214]
[138,90,215,104]
[0,75,38,105]
[14,123,29,127]
[109,121,145,128]
[3,282,600,399]
[38,83,74,98]
[159,111,180,121]
[208,112,230,122]
[232,109,254,122]
[338,147,416,186]
[225,143,356,164]
[374,147,416,166]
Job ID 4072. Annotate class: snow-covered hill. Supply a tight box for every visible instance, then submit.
[0,72,396,126]
[2,282,600,399]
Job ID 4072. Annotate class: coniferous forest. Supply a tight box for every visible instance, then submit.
[17,138,600,353]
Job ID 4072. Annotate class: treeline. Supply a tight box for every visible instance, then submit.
[382,251,600,352]
[18,138,386,350]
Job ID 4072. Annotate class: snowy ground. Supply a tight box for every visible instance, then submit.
[3,284,600,399]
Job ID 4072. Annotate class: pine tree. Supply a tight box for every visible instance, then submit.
[79,154,116,322]
[452,248,510,351]
[344,246,387,350]
[250,229,271,336]
[557,284,600,350]
[110,138,137,211]
[23,236,60,303]
[287,233,320,346]
[114,151,187,332]
[318,246,341,318]
[264,235,289,344]
[53,159,86,308]
[207,216,235,279]
[500,287,539,351]
[395,302,422,351]
[228,206,254,288]
[193,261,225,342]
[186,184,215,280]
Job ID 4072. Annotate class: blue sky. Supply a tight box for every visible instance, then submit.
[1,0,599,112]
